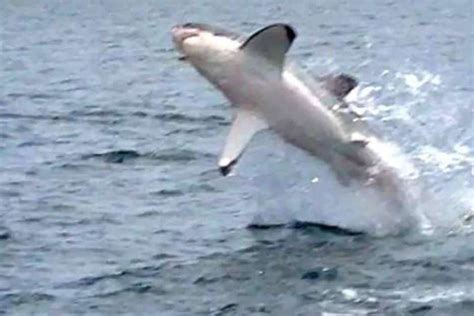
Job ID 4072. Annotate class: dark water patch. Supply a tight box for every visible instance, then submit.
[59,273,123,289]
[35,39,63,46]
[1,189,21,198]
[164,127,206,136]
[132,111,149,118]
[154,112,202,123]
[0,292,55,307]
[165,123,228,138]
[118,264,165,278]
[151,189,183,197]
[59,265,164,289]
[188,183,220,194]
[407,300,474,316]
[363,14,377,21]
[69,109,123,119]
[82,150,140,164]
[0,229,10,240]
[38,67,56,75]
[198,166,222,177]
[51,78,79,86]
[54,162,97,171]
[0,113,75,122]
[408,304,433,314]
[211,302,238,316]
[6,92,55,100]
[246,304,270,314]
[289,221,365,236]
[463,213,473,224]
[149,148,214,163]
[17,140,46,147]
[137,210,159,218]
[53,215,120,228]
[393,258,457,278]
[301,266,338,281]
[154,112,227,124]
[152,253,176,260]
[5,93,27,99]
[202,114,228,125]
[17,217,44,224]
[83,148,214,164]
[153,229,170,235]
[2,45,29,53]
[61,85,89,93]
[247,221,363,236]
[246,223,287,230]
[193,275,222,285]
[238,242,280,255]
[93,282,166,299]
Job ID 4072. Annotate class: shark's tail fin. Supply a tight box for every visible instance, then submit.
[319,74,358,99]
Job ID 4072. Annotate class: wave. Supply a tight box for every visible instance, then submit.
[81,148,214,164]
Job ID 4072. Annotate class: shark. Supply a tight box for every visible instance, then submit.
[170,23,417,224]
[172,23,375,175]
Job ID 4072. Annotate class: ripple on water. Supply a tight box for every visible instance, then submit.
[150,189,183,197]
[154,112,228,125]
[6,92,55,100]
[0,292,55,308]
[79,265,164,287]
[81,148,214,164]
[148,149,215,163]
[0,113,75,122]
[81,150,141,164]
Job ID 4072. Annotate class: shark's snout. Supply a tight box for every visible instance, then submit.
[171,25,201,52]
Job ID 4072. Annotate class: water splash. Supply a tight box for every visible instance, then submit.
[239,132,426,236]
[241,64,472,236]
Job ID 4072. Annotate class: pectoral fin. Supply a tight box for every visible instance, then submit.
[219,109,268,176]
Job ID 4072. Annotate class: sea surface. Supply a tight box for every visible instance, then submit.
[1,0,473,315]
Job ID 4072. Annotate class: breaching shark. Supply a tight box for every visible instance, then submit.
[171,23,420,230]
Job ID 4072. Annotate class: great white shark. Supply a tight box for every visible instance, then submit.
[171,23,421,230]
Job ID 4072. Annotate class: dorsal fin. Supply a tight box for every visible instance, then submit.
[320,73,358,99]
[240,24,296,69]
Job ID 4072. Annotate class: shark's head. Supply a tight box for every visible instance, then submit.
[171,22,297,91]
[171,23,241,73]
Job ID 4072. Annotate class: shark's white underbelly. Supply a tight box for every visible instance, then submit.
[224,69,348,162]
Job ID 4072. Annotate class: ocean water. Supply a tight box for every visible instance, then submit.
[1,0,473,315]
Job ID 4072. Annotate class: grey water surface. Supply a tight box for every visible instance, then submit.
[1,1,473,315]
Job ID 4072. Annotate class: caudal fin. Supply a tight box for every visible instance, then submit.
[320,73,358,99]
